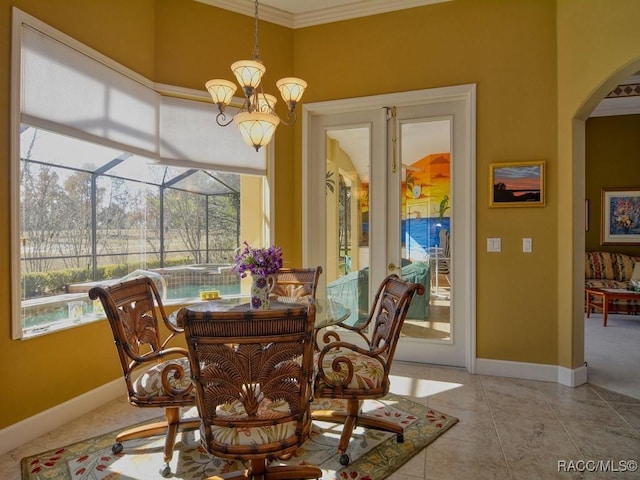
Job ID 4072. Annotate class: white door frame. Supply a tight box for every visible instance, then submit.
[301,85,477,372]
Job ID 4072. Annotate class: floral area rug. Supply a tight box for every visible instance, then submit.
[22,394,457,480]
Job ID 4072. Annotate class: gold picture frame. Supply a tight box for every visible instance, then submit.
[489,161,545,207]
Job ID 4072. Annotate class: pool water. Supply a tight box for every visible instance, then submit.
[23,282,241,331]
[166,283,240,300]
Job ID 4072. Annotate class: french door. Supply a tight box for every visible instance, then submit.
[302,86,475,369]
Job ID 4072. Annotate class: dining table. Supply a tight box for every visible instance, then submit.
[171,295,350,334]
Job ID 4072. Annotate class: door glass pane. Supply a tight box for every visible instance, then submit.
[325,127,370,328]
[400,119,451,341]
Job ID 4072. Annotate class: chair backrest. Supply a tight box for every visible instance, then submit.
[88,276,181,399]
[179,303,317,460]
[271,266,322,300]
[367,274,425,365]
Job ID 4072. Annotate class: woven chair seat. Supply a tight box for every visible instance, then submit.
[316,349,385,390]
[207,397,297,446]
[133,357,192,397]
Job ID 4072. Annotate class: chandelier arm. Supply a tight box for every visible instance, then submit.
[276,110,297,127]
[215,112,234,127]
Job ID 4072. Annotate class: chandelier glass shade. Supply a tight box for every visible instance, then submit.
[233,111,280,150]
[205,0,306,151]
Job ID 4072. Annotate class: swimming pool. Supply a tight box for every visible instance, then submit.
[24,264,241,334]
[166,283,240,300]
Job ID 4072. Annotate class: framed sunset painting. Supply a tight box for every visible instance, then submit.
[489,161,545,207]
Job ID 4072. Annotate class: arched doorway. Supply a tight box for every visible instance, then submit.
[574,64,640,399]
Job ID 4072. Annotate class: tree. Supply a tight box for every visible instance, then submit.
[21,161,67,273]
[96,177,133,265]
[58,170,92,268]
[164,189,206,263]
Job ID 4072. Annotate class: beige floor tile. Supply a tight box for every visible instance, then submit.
[426,406,498,445]
[388,448,426,478]
[484,390,551,422]
[1,452,21,480]
[6,363,640,480]
[562,422,640,460]
[610,402,640,430]
[425,383,490,412]
[425,364,481,385]
[494,415,578,451]
[589,384,640,405]
[548,398,632,428]
[495,417,591,480]
[504,447,599,480]
[423,435,511,480]
[536,382,603,404]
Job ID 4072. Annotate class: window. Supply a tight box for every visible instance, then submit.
[19,125,249,336]
[12,9,272,338]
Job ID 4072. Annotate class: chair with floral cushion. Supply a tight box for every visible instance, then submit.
[271,266,323,301]
[88,276,200,478]
[313,274,425,465]
[177,302,322,480]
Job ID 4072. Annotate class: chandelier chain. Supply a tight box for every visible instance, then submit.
[253,0,260,60]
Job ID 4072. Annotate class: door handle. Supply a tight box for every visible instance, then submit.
[388,262,397,271]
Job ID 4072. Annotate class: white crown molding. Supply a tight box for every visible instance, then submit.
[195,0,450,28]
[195,0,292,27]
[290,0,451,28]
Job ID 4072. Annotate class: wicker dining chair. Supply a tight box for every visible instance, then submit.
[88,276,200,478]
[271,266,322,300]
[177,303,322,480]
[313,274,425,465]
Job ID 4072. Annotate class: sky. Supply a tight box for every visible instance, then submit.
[493,165,541,190]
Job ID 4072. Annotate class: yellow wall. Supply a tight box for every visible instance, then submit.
[556,0,640,369]
[2,0,640,431]
[0,0,294,428]
[0,0,157,429]
[585,115,640,254]
[295,0,559,364]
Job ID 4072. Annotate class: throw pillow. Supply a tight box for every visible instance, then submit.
[632,262,640,282]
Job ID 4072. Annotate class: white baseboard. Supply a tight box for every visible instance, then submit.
[476,358,588,387]
[0,379,124,456]
[558,364,588,387]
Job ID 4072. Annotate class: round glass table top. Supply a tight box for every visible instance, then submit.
[170,295,349,329]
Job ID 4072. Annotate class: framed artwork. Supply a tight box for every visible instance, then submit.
[601,188,640,245]
[489,161,545,207]
[585,199,589,232]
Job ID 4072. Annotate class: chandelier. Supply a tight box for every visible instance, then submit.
[205,0,307,151]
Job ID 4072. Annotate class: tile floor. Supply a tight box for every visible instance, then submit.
[3,362,640,480]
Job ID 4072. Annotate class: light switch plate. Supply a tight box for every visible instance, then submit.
[487,237,501,252]
[523,238,532,253]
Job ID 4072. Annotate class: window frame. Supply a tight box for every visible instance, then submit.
[10,8,275,339]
